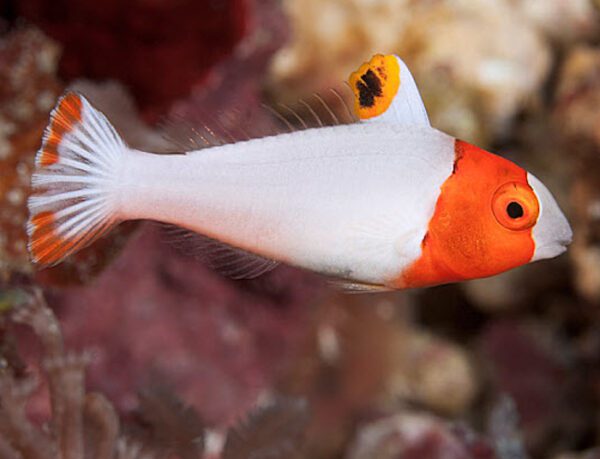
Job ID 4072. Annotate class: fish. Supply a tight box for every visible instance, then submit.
[26,54,572,291]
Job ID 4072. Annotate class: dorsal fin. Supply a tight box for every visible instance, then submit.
[163,225,279,280]
[162,90,357,153]
[348,54,430,126]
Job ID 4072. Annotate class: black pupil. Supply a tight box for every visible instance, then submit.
[507,202,524,219]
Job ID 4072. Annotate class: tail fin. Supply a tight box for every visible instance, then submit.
[27,92,128,267]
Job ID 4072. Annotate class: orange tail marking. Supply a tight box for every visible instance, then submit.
[29,211,69,265]
[39,93,83,167]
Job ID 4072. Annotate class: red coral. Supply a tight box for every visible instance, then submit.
[48,226,322,426]
[479,320,569,451]
[17,0,249,115]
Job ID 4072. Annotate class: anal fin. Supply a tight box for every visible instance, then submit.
[163,226,279,280]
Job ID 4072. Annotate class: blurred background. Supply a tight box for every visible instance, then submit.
[0,0,599,458]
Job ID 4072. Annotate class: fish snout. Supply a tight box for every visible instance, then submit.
[527,173,573,262]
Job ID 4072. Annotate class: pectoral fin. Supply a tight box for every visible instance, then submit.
[328,279,394,294]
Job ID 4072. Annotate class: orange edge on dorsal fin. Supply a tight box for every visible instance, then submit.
[38,93,83,167]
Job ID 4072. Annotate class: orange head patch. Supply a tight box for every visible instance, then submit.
[398,140,539,288]
[349,54,400,120]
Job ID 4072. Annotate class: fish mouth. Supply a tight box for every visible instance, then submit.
[554,229,574,252]
[558,236,573,247]
[533,239,571,261]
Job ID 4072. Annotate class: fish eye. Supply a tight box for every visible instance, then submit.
[506,201,524,219]
[492,182,539,231]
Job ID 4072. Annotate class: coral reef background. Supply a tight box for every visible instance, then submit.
[0,0,599,457]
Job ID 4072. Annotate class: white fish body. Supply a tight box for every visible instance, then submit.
[118,123,454,284]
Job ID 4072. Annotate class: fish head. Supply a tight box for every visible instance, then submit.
[399,140,572,288]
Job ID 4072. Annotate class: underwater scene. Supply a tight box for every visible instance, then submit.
[0,0,599,458]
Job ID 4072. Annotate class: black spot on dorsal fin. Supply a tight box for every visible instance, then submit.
[356,69,383,108]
